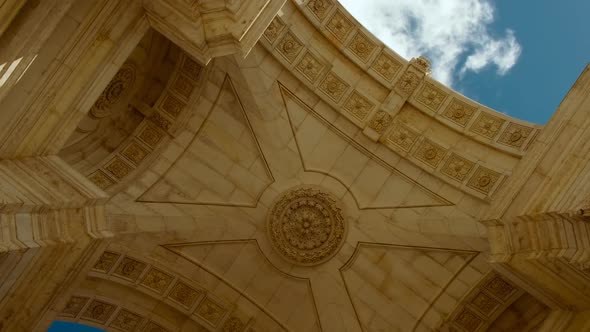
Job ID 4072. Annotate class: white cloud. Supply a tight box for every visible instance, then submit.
[339,0,522,87]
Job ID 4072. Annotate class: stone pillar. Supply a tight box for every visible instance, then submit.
[362,56,431,141]
[484,213,590,309]
[481,65,590,312]
[0,155,110,252]
[143,0,286,65]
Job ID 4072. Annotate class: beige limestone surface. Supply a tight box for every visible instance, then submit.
[0,0,589,331]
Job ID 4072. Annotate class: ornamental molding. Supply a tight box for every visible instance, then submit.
[266,186,347,266]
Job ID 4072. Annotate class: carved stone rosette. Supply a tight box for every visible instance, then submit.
[266,186,347,266]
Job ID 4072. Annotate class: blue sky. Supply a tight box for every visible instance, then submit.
[341,0,590,124]
[48,321,104,332]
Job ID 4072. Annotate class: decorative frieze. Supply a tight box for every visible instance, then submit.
[122,141,149,166]
[306,0,334,21]
[470,112,505,139]
[81,300,116,323]
[88,170,115,190]
[295,51,325,83]
[441,153,474,181]
[394,70,421,97]
[276,32,304,63]
[222,316,245,332]
[415,82,448,111]
[61,296,89,317]
[443,98,477,126]
[181,56,202,81]
[467,165,501,194]
[264,17,286,43]
[172,74,195,100]
[371,52,402,82]
[325,10,353,42]
[138,124,164,148]
[113,256,147,281]
[347,31,377,62]
[140,268,174,294]
[497,122,533,148]
[169,281,202,309]
[109,309,143,331]
[196,297,227,326]
[368,110,393,135]
[386,122,419,152]
[160,93,186,118]
[343,90,374,121]
[413,138,446,168]
[105,157,134,180]
[93,251,121,273]
[319,71,349,102]
[470,292,500,316]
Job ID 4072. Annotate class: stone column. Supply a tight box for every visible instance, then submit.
[0,155,110,252]
[143,0,286,65]
[484,212,590,309]
[481,65,590,312]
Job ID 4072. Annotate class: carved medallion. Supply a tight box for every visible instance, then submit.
[267,186,347,266]
[91,63,136,118]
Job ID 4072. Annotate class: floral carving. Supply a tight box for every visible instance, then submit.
[470,292,500,316]
[81,300,116,323]
[196,298,226,326]
[267,186,347,266]
[306,0,333,21]
[113,256,146,281]
[498,123,533,148]
[173,74,194,100]
[143,321,169,332]
[371,52,402,82]
[441,153,474,181]
[484,276,515,300]
[160,93,185,118]
[222,317,245,332]
[105,157,133,180]
[122,141,148,165]
[264,17,285,43]
[470,113,505,139]
[295,52,325,83]
[326,10,353,42]
[181,56,202,81]
[150,112,171,131]
[61,296,89,317]
[276,32,303,63]
[414,139,446,168]
[387,122,419,152]
[467,166,501,194]
[347,31,377,62]
[411,56,432,73]
[109,309,143,331]
[141,268,173,294]
[93,251,120,272]
[443,98,477,126]
[416,82,448,111]
[138,125,163,148]
[343,91,374,121]
[368,110,393,135]
[168,281,202,308]
[90,63,136,118]
[454,309,483,332]
[88,170,115,190]
[394,70,421,97]
[319,72,349,102]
